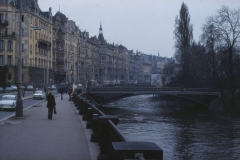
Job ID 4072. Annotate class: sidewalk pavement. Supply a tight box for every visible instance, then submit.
[0,94,99,160]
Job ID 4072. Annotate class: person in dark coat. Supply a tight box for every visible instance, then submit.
[47,91,56,120]
[22,88,25,97]
[60,88,64,100]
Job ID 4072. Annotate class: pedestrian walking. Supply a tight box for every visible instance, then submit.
[60,88,64,100]
[181,85,185,92]
[44,86,46,93]
[22,88,25,97]
[46,90,56,120]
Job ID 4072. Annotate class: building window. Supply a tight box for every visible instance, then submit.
[0,14,3,19]
[0,28,4,35]
[7,40,12,51]
[0,40,4,51]
[30,44,32,54]
[7,55,12,65]
[0,0,7,4]
[35,18,38,26]
[35,44,37,54]
[21,44,24,52]
[22,15,24,22]
[0,55,3,66]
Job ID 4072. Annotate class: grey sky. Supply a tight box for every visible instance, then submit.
[39,0,239,58]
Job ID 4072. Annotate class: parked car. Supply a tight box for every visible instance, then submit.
[4,87,14,93]
[10,85,18,91]
[26,85,34,91]
[0,87,4,93]
[48,85,56,90]
[57,83,67,93]
[87,80,98,87]
[33,91,45,100]
[0,95,17,111]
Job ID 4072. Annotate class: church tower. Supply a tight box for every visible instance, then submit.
[98,23,105,44]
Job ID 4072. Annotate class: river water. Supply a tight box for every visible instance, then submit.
[101,94,240,160]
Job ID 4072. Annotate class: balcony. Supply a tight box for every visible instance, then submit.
[143,61,151,65]
[0,20,8,26]
[57,49,64,55]
[56,58,64,64]
[54,71,66,75]
[56,36,65,42]
[52,48,57,53]
[0,32,15,38]
[38,39,51,47]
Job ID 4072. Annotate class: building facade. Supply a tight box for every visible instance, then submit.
[0,0,173,88]
[0,0,53,88]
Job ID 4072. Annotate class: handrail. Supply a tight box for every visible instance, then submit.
[87,86,220,95]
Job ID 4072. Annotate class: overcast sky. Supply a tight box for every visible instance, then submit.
[38,0,239,58]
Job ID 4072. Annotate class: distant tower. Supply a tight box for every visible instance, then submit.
[99,23,103,35]
[98,22,105,44]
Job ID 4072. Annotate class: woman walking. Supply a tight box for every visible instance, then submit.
[46,91,56,120]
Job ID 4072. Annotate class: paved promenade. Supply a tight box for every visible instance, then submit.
[0,94,99,160]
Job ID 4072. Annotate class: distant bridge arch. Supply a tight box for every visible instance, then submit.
[86,86,220,108]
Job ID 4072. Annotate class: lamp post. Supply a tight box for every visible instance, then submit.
[16,0,22,117]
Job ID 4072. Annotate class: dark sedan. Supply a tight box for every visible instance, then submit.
[4,87,14,93]
[0,87,4,93]
[26,85,34,91]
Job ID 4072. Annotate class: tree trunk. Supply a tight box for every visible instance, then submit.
[229,47,235,111]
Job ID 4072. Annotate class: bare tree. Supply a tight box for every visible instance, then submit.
[174,2,193,87]
[206,5,240,110]
[189,41,209,87]
[201,23,222,88]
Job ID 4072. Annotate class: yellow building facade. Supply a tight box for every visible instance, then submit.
[0,1,53,88]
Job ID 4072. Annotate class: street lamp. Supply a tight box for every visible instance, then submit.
[16,0,22,117]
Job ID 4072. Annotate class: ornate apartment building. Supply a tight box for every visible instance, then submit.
[0,0,173,88]
[0,0,53,88]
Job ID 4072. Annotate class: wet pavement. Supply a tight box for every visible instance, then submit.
[0,94,99,160]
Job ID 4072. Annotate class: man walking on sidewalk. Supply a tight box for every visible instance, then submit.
[47,91,56,120]
[60,88,64,100]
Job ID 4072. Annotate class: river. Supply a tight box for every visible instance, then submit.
[101,94,240,160]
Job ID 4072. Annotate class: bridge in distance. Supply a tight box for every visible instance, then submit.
[86,86,220,108]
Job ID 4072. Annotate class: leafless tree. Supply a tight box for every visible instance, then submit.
[205,5,240,111]
[201,23,222,88]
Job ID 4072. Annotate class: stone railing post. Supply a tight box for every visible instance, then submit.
[110,142,163,160]
[86,108,92,129]
[97,115,119,160]
[78,98,84,115]
[82,100,90,121]
[91,114,98,142]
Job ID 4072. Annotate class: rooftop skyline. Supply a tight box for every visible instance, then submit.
[39,0,239,58]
